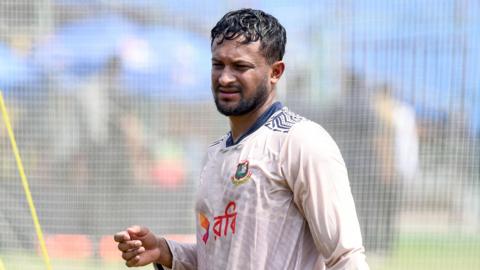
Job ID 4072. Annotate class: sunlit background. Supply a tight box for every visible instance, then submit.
[0,1,479,269]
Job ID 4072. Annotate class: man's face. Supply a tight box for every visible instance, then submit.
[211,37,273,116]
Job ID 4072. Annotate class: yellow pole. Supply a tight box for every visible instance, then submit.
[0,91,52,270]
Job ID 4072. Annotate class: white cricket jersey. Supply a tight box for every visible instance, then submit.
[156,102,369,270]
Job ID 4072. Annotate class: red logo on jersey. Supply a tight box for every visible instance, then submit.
[198,212,210,244]
[198,201,237,243]
[213,201,237,240]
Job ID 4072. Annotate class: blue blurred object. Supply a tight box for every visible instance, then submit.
[120,26,211,101]
[0,43,38,91]
[55,0,99,4]
[344,0,480,134]
[55,0,159,8]
[33,15,138,77]
[157,1,227,26]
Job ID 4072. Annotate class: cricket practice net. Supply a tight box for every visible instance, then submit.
[0,1,479,269]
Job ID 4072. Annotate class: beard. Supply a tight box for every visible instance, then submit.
[213,77,270,116]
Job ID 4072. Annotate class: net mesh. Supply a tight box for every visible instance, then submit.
[0,0,479,269]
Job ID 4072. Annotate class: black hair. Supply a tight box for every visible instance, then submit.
[211,8,287,64]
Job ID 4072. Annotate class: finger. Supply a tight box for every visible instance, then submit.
[122,247,145,261]
[127,225,150,238]
[126,255,140,267]
[114,231,131,243]
[118,240,142,252]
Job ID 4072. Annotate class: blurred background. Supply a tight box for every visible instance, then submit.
[0,0,479,269]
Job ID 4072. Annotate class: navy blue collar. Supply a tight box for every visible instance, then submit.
[226,102,283,147]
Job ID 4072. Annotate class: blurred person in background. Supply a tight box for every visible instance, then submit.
[115,8,369,270]
[319,75,418,257]
[317,72,386,255]
[78,56,133,237]
[48,56,137,245]
[373,84,419,254]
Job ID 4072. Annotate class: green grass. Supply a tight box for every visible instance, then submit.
[1,233,480,270]
[372,233,480,270]
[0,252,149,270]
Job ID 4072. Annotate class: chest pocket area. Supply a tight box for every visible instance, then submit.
[227,158,292,209]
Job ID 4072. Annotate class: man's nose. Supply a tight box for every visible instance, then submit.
[218,68,235,86]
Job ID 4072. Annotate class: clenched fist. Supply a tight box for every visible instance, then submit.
[114,225,172,268]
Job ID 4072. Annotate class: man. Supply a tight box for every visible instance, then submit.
[372,85,418,255]
[114,8,369,269]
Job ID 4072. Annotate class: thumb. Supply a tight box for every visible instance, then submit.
[127,225,150,239]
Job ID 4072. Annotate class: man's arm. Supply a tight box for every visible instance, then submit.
[281,121,369,270]
[154,240,197,270]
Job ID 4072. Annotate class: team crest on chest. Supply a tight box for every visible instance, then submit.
[231,160,252,186]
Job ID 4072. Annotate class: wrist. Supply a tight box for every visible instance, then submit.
[156,237,173,268]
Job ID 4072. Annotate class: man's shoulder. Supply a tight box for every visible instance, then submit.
[264,107,306,133]
[267,108,336,146]
[264,107,327,135]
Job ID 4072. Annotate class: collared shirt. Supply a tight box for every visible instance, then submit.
[156,103,369,270]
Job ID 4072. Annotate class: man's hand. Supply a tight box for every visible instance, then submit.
[114,225,172,268]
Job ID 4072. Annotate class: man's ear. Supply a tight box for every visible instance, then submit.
[270,61,285,84]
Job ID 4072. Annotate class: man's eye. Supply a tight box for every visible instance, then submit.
[236,65,250,70]
[212,63,224,68]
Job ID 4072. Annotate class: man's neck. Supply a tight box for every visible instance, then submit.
[228,98,275,143]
